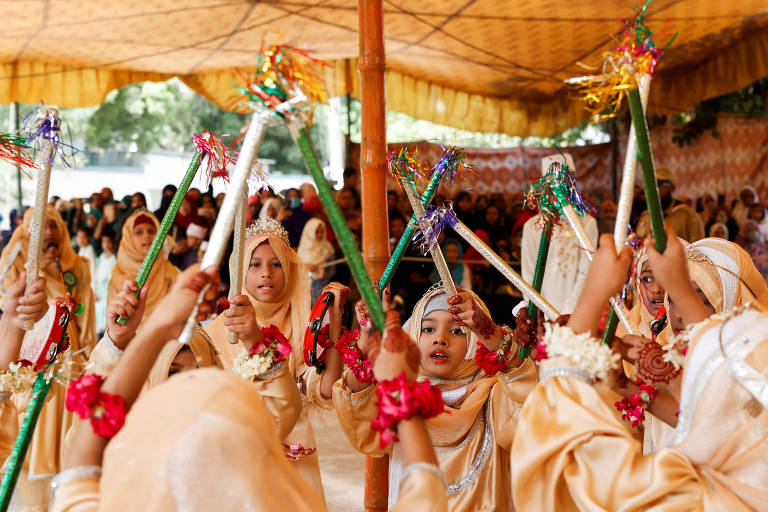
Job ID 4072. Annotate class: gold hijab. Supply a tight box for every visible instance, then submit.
[206,233,311,373]
[100,368,324,511]
[404,286,497,445]
[147,328,220,389]
[108,210,178,321]
[686,238,768,313]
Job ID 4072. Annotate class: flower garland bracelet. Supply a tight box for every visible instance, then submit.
[474,325,514,375]
[371,372,444,448]
[615,379,657,427]
[336,328,375,383]
[65,375,126,438]
[233,325,292,380]
[538,323,619,381]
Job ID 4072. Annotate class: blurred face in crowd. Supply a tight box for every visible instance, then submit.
[491,193,505,210]
[132,222,157,256]
[715,209,728,225]
[390,217,406,240]
[75,229,90,249]
[485,205,500,225]
[456,195,471,213]
[314,222,326,241]
[740,189,756,207]
[104,203,118,222]
[90,193,104,211]
[216,193,226,209]
[245,242,285,303]
[387,191,398,211]
[179,199,193,217]
[742,222,761,243]
[638,261,664,316]
[748,204,765,222]
[100,187,114,202]
[475,195,488,210]
[201,196,215,209]
[288,189,300,200]
[42,219,61,268]
[418,310,467,378]
[131,193,146,209]
[444,241,460,262]
[702,194,717,211]
[338,189,358,212]
[657,180,675,205]
[188,188,201,203]
[711,224,728,239]
[101,235,115,255]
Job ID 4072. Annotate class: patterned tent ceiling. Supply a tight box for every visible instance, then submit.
[2,0,767,136]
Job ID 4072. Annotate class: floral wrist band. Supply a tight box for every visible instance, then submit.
[539,323,619,381]
[65,375,126,439]
[371,372,444,449]
[0,362,38,395]
[233,324,292,380]
[615,379,657,427]
[474,325,514,375]
[337,328,375,383]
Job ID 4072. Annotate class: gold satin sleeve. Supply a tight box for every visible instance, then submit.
[84,335,121,376]
[511,362,704,511]
[51,476,100,512]
[491,357,538,450]
[301,366,334,411]
[331,372,386,457]
[0,398,18,463]
[391,469,448,512]
[250,363,301,441]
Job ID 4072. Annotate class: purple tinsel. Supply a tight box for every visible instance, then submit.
[23,104,79,167]
[412,202,458,255]
[429,145,475,184]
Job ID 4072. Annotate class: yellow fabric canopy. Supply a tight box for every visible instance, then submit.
[1,1,767,136]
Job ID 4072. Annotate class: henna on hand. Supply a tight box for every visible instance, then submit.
[472,301,496,339]
[513,309,537,349]
[446,294,464,306]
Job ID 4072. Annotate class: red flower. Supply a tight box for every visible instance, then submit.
[90,393,126,438]
[66,375,105,419]
[474,343,506,375]
[276,340,293,358]
[250,343,267,357]
[372,373,444,448]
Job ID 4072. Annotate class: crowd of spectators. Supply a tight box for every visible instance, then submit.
[3,165,768,327]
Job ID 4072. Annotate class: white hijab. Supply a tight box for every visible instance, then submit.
[297,218,335,265]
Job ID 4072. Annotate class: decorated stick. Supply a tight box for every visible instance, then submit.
[116,132,234,325]
[379,170,442,292]
[288,122,385,333]
[614,74,651,250]
[403,185,457,295]
[178,114,268,344]
[0,373,51,510]
[227,192,248,344]
[415,205,559,321]
[379,146,473,291]
[629,88,665,252]
[22,108,60,331]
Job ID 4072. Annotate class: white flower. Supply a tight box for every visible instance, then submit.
[0,363,38,394]
[543,323,619,381]
[232,348,275,380]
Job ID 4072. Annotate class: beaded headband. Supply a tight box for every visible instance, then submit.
[245,217,290,246]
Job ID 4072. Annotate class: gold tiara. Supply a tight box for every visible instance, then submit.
[245,217,289,245]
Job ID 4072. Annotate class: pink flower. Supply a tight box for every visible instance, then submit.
[377,428,398,449]
[66,375,105,418]
[535,339,549,362]
[276,341,292,358]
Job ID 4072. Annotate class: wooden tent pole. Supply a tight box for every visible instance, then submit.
[359,0,389,510]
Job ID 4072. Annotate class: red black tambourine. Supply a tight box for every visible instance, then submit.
[303,292,334,373]
[19,295,79,371]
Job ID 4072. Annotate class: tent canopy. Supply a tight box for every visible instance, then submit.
[2,0,767,136]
